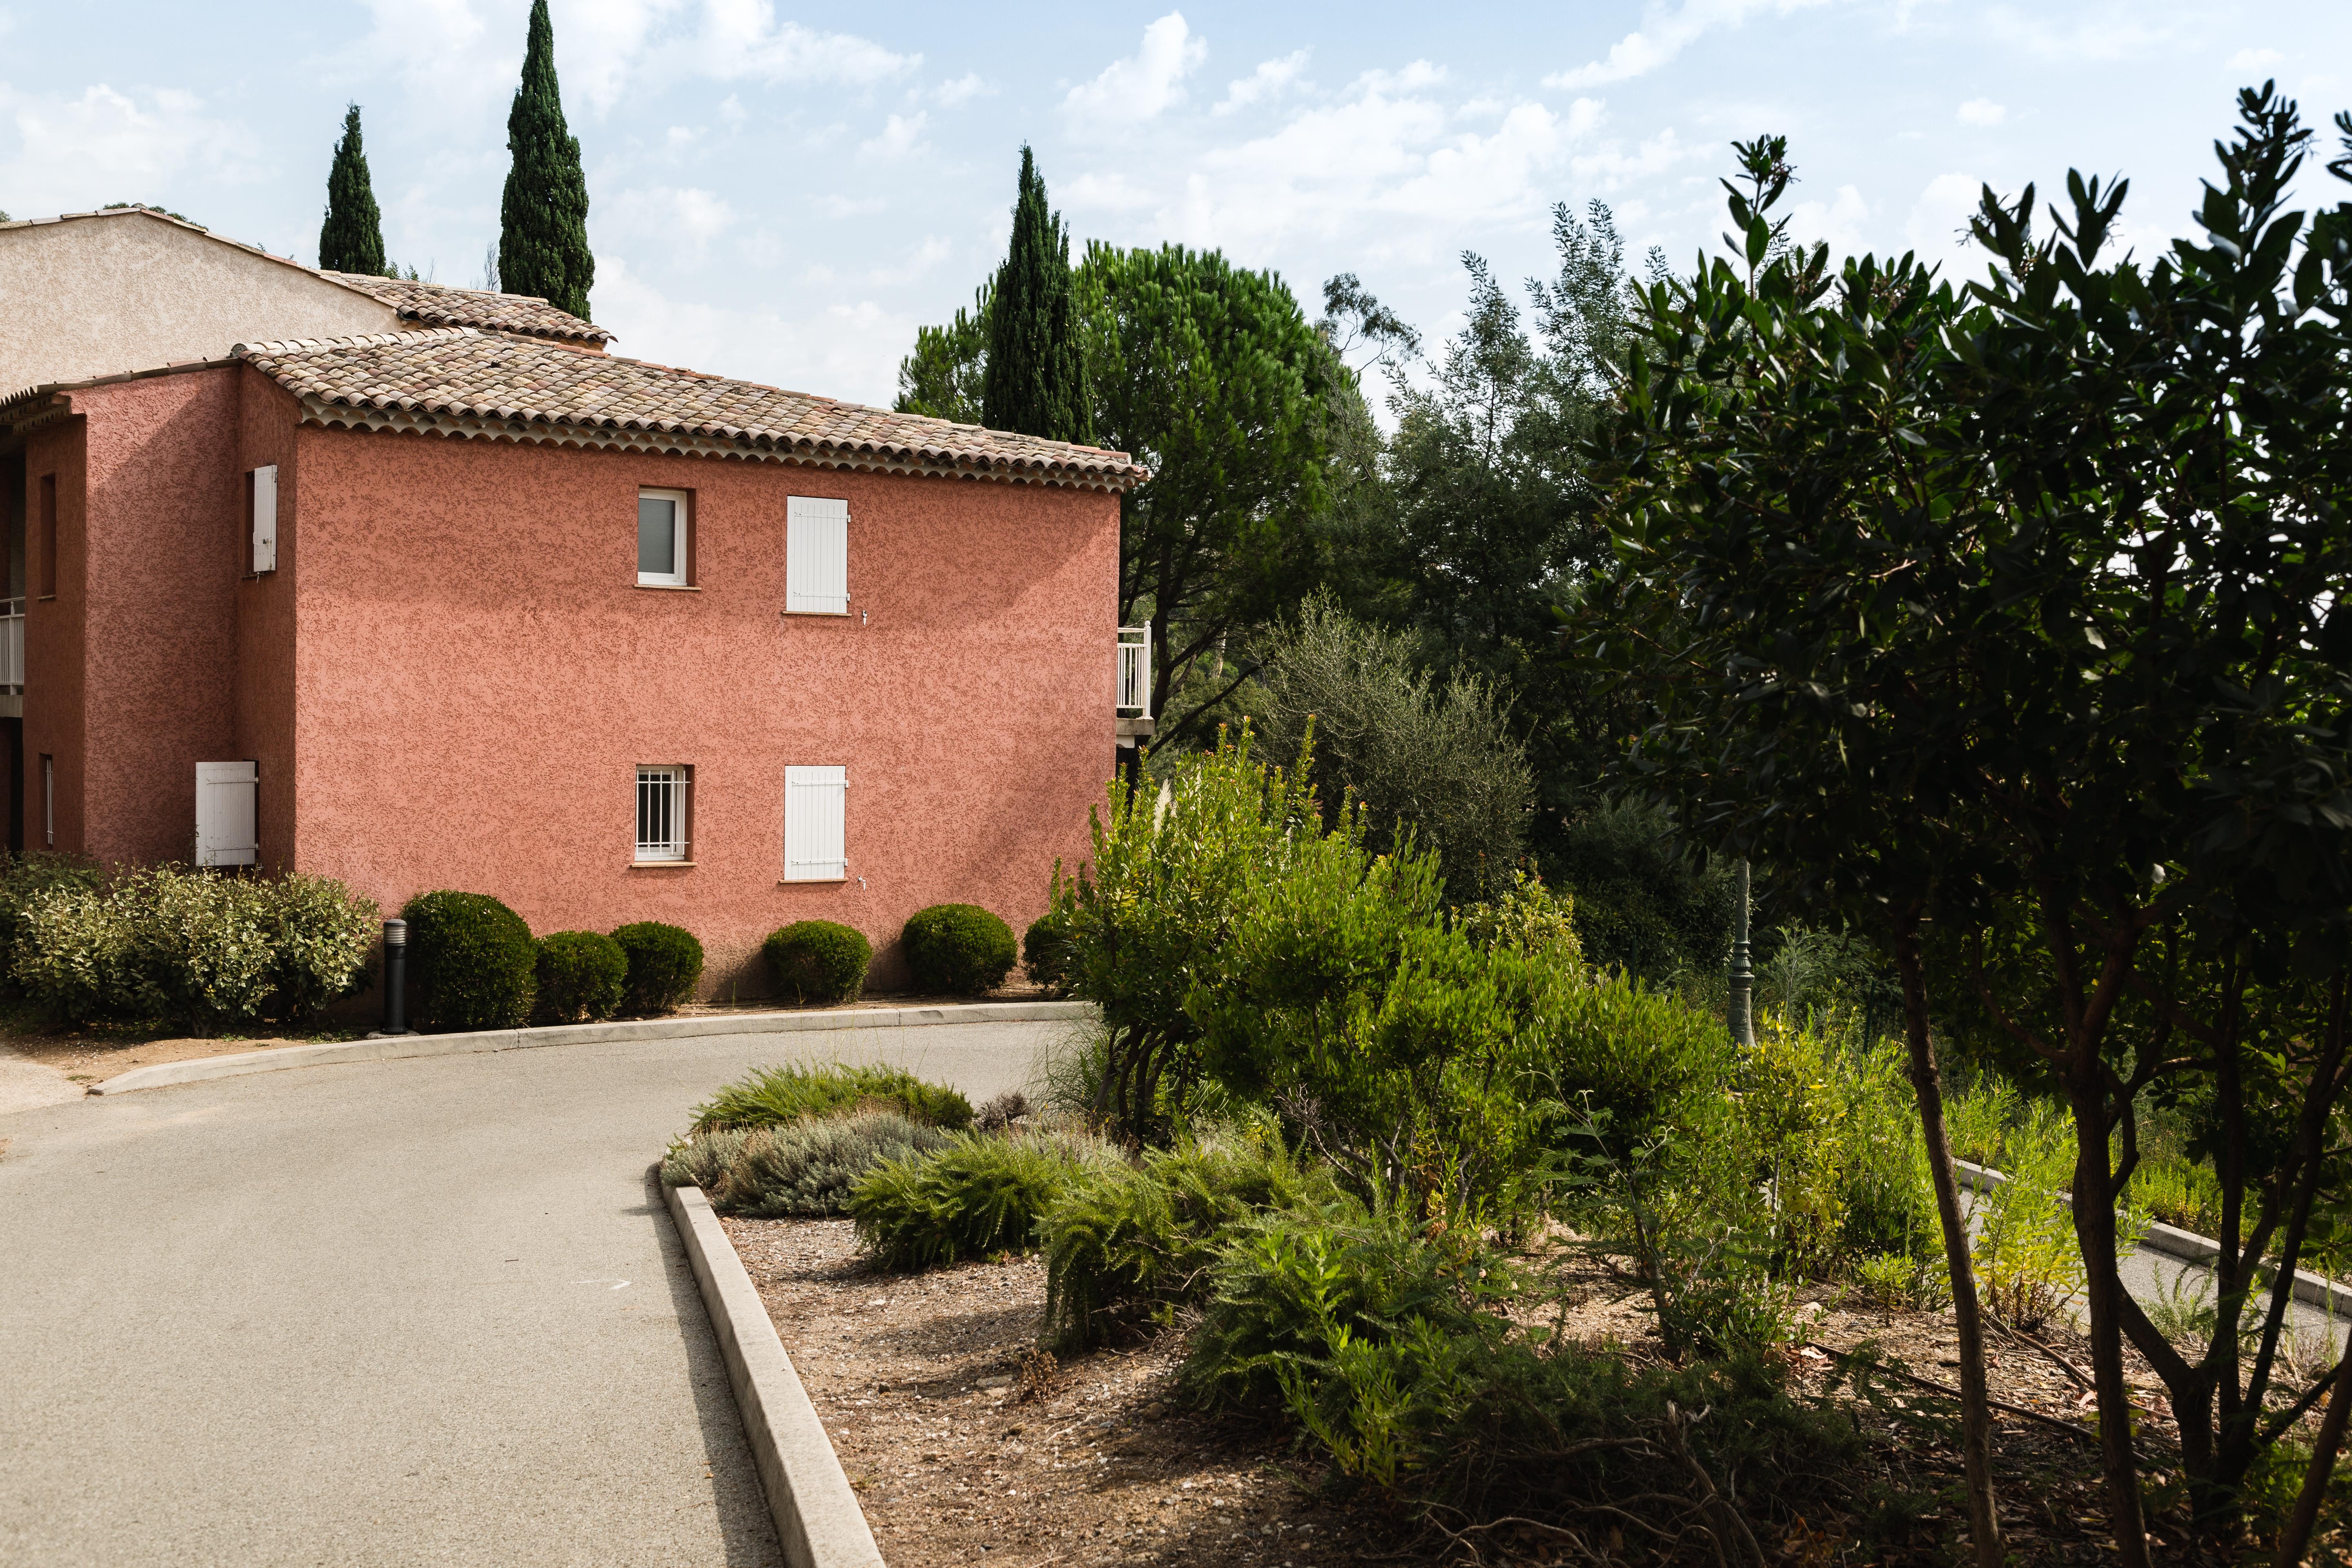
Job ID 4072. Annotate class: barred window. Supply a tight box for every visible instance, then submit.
[636,765,690,861]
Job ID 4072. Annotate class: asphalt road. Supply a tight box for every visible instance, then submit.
[0,1020,1066,1568]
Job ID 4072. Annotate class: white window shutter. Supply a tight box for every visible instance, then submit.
[252,466,278,574]
[786,496,849,613]
[783,766,847,880]
[196,762,258,867]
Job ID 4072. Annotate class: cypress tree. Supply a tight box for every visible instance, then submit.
[317,104,388,277]
[499,0,593,317]
[980,147,1089,443]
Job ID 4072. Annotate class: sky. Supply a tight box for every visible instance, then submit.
[3,1,2348,410]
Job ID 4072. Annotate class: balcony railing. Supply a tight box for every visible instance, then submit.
[1117,624,1151,717]
[0,597,20,694]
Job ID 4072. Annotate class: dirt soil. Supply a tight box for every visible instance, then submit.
[724,1219,2348,1566]
[724,1217,1381,1568]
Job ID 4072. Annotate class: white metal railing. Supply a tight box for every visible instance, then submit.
[0,597,21,693]
[1117,624,1151,717]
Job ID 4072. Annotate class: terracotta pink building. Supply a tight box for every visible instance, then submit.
[0,208,1149,992]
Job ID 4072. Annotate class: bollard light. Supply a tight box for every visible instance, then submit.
[382,918,410,1036]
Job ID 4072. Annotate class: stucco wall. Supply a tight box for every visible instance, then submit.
[287,417,1121,993]
[235,380,303,869]
[0,210,398,397]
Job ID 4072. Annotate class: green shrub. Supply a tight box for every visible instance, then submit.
[1022,912,1075,995]
[708,1111,957,1218]
[0,850,100,981]
[762,920,870,1005]
[11,865,376,1028]
[901,903,1016,995]
[534,931,627,1024]
[690,1061,972,1135]
[850,1126,1118,1272]
[662,1128,753,1192]
[1042,1120,1349,1347]
[404,890,536,1031]
[611,921,703,1014]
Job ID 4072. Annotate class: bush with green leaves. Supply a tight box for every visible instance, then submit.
[762,920,870,1005]
[900,903,1016,996]
[667,1111,958,1218]
[611,920,703,1014]
[1248,595,1533,902]
[12,865,376,1028]
[0,851,100,982]
[689,1061,972,1135]
[1041,1119,1349,1347]
[403,890,536,1031]
[1021,911,1075,995]
[849,1125,1119,1272]
[533,930,626,1024]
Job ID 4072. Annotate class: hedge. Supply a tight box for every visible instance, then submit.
[535,930,628,1024]
[902,903,1017,996]
[403,890,537,1032]
[612,921,703,1015]
[763,920,871,1005]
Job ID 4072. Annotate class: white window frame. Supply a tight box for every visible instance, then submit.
[782,766,847,881]
[637,488,690,587]
[635,764,691,862]
[250,465,278,575]
[784,495,849,615]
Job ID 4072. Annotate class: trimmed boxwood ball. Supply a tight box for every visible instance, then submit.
[535,930,627,1024]
[402,890,536,1032]
[763,920,871,1005]
[1022,912,1075,996]
[611,920,704,1015]
[902,903,1017,996]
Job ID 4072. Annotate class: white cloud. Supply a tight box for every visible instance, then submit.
[1216,49,1309,115]
[866,235,952,286]
[601,184,735,262]
[1569,124,1702,190]
[1547,0,1838,88]
[1787,182,1870,254]
[717,94,746,128]
[593,252,917,407]
[933,72,989,108]
[2230,47,2284,72]
[0,83,261,218]
[1957,97,2005,125]
[1063,12,1207,128]
[1903,170,1984,270]
[861,112,927,159]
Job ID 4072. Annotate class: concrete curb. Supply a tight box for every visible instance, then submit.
[89,1000,1095,1096]
[663,1182,884,1568]
[1955,1158,2349,1320]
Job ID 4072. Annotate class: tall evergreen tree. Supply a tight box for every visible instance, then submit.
[317,104,387,277]
[499,0,593,318]
[980,147,1088,443]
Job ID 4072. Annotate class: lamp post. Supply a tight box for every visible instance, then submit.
[1728,859,1754,1048]
[381,918,410,1036]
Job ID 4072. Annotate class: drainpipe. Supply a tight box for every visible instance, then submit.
[1728,859,1755,1048]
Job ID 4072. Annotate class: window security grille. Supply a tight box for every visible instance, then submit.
[636,765,689,860]
[1117,624,1152,715]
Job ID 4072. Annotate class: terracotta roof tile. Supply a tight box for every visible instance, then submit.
[235,327,1150,492]
[318,273,614,344]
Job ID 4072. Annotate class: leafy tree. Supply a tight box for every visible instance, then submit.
[981,149,1088,443]
[1083,243,1331,749]
[1249,595,1532,901]
[895,279,991,423]
[499,0,592,318]
[317,104,388,276]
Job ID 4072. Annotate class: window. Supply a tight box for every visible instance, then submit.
[195,761,258,867]
[783,766,846,880]
[249,466,278,574]
[37,475,56,598]
[39,754,52,848]
[785,495,849,613]
[638,488,690,586]
[636,765,690,861]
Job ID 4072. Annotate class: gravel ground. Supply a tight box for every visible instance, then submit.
[723,1218,1385,1568]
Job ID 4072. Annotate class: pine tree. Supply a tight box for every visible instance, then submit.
[980,147,1089,443]
[499,0,593,318]
[318,104,388,277]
